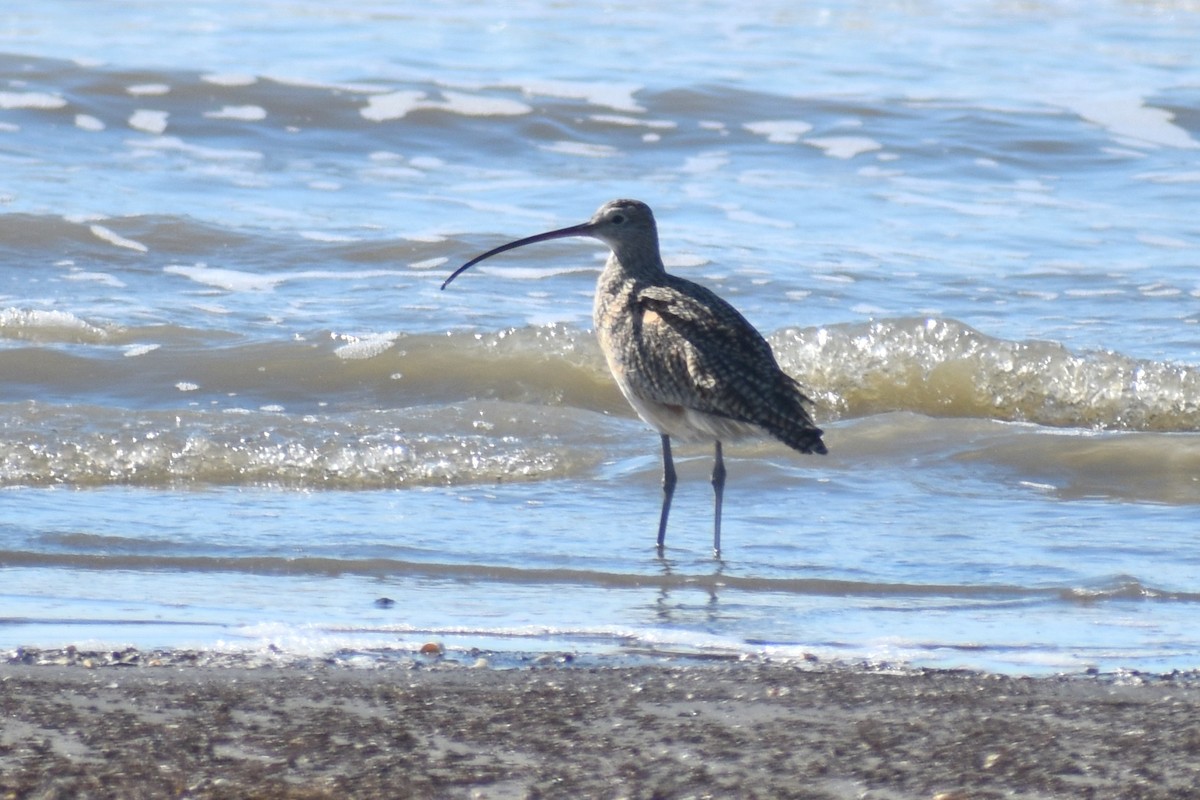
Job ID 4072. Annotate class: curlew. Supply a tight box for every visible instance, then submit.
[441,199,826,556]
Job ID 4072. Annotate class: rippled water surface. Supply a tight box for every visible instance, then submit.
[2,0,1199,673]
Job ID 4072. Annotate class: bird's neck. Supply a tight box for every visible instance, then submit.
[602,248,666,282]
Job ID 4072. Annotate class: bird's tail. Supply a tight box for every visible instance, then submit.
[772,423,828,455]
[766,377,828,455]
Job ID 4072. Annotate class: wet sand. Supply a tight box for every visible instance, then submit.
[2,649,1199,799]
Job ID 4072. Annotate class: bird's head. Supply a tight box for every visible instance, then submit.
[441,198,660,290]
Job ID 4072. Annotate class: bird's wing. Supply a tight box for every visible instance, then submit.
[632,281,825,454]
[635,282,794,414]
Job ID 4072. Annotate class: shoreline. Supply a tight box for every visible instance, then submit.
[3,649,1200,798]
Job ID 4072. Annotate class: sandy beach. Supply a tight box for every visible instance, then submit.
[2,649,1198,799]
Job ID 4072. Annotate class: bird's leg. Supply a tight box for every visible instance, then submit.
[711,441,726,557]
[657,434,676,551]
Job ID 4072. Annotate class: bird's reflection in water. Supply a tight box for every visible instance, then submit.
[652,552,727,628]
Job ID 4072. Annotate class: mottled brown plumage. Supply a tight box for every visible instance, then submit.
[442,199,826,555]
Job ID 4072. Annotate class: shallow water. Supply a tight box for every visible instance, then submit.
[2,0,1199,674]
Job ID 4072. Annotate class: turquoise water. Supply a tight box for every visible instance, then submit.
[1,0,1199,673]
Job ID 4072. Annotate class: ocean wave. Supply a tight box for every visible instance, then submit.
[4,312,1198,431]
[3,312,1199,497]
[5,545,1198,609]
[774,317,1200,431]
[0,401,598,489]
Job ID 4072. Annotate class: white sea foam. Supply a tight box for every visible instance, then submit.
[538,141,618,158]
[805,136,883,159]
[590,114,676,130]
[663,254,708,269]
[165,264,283,292]
[128,109,168,134]
[0,308,109,340]
[409,257,448,270]
[74,114,105,131]
[361,90,531,122]
[89,224,149,253]
[1060,91,1198,150]
[65,271,126,288]
[439,91,531,117]
[123,343,160,357]
[298,231,359,242]
[517,79,644,112]
[744,120,813,144]
[1064,288,1125,298]
[204,105,267,121]
[360,90,426,122]
[333,332,399,360]
[126,83,170,96]
[164,264,402,292]
[201,73,258,87]
[0,91,66,109]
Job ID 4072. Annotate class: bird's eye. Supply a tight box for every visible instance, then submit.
[610,213,626,224]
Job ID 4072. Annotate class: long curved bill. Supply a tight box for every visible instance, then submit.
[441,220,597,290]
